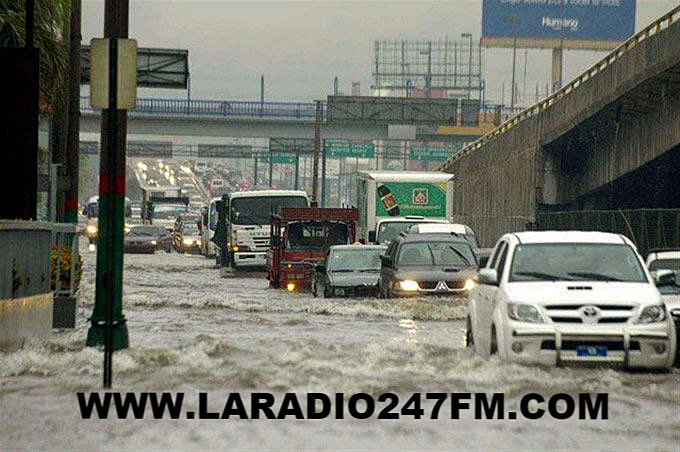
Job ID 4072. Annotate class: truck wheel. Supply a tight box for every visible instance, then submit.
[323,285,333,298]
[465,316,474,348]
[312,282,318,297]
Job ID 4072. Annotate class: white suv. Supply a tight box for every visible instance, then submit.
[466,231,676,369]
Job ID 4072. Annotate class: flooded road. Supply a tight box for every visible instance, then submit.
[1,247,678,449]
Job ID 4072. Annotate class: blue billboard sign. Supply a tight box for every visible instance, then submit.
[482,0,636,49]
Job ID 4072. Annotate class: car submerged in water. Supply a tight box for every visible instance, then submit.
[466,231,676,370]
[378,233,478,298]
[312,245,386,298]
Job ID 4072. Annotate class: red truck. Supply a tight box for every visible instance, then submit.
[268,207,358,292]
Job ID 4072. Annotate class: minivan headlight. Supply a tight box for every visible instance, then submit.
[636,304,666,324]
[508,303,544,323]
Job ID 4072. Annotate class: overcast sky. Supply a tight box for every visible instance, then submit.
[81,1,677,104]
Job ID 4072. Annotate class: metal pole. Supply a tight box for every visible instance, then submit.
[268,152,273,188]
[260,74,264,117]
[64,0,82,224]
[468,35,472,99]
[321,139,327,207]
[86,0,130,388]
[294,150,299,190]
[253,154,258,187]
[25,0,34,48]
[426,41,432,98]
[510,28,517,110]
[311,100,322,203]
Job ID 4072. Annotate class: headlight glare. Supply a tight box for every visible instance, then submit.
[150,240,157,246]
[636,304,666,324]
[508,303,544,323]
[86,224,97,235]
[397,280,419,291]
[464,279,476,291]
[182,238,193,245]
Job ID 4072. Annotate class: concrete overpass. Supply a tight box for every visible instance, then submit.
[441,7,680,246]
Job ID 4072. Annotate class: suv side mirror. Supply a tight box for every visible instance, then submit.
[652,269,676,286]
[368,231,376,243]
[380,255,391,268]
[478,268,498,286]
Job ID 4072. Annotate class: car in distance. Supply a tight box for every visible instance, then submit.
[124,225,164,254]
[312,245,386,298]
[466,231,676,369]
[379,233,478,298]
[175,221,202,254]
[646,248,680,366]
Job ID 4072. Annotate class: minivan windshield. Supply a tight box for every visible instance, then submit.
[397,241,475,267]
[509,243,648,282]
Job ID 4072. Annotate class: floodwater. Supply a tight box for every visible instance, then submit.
[1,245,678,450]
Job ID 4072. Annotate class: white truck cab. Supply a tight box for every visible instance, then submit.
[225,190,309,268]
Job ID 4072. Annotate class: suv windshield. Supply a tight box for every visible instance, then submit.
[510,243,648,282]
[377,221,419,244]
[329,248,383,271]
[397,241,475,267]
[231,196,308,225]
[649,258,680,294]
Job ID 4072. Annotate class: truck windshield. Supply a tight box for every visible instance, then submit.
[231,196,308,225]
[398,242,475,267]
[509,244,648,282]
[286,222,348,251]
[377,221,419,244]
[329,248,383,271]
[154,205,188,220]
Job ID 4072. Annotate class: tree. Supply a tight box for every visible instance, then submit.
[0,0,71,114]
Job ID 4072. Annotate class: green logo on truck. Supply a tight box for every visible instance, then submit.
[375,182,446,217]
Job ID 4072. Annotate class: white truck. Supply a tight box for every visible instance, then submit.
[356,171,455,244]
[219,190,309,268]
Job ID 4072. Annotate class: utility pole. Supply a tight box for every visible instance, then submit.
[86,0,131,388]
[522,48,527,104]
[64,0,82,223]
[333,76,338,95]
[321,139,327,207]
[311,100,322,203]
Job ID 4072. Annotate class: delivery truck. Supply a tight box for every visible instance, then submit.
[355,171,455,244]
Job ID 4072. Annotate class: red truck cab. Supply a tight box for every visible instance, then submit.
[268,207,358,291]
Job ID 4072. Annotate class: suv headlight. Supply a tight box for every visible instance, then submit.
[396,280,419,291]
[636,304,666,324]
[507,303,544,323]
[183,237,194,245]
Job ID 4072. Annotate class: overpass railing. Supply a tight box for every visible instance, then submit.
[80,95,524,126]
[80,96,318,119]
[441,5,680,170]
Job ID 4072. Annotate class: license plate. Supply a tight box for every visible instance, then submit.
[576,345,607,357]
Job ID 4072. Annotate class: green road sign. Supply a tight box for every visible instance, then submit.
[409,146,456,161]
[271,153,296,164]
[324,140,375,158]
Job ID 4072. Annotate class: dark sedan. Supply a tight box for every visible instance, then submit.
[312,245,386,298]
[124,225,165,254]
[379,233,478,298]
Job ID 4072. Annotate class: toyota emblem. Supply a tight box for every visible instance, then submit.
[582,306,599,317]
